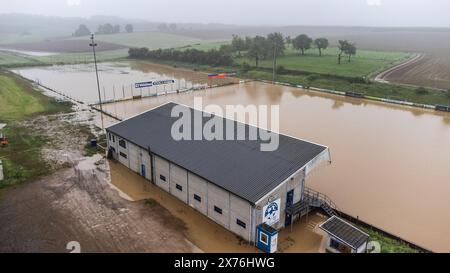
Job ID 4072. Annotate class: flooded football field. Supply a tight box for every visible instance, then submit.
[13,62,450,252]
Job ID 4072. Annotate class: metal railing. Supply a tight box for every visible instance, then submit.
[303,187,341,215]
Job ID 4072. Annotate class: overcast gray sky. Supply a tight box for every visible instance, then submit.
[1,0,450,27]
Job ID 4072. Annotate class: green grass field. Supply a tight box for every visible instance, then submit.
[0,49,129,67]
[362,227,419,253]
[71,31,202,49]
[0,33,52,45]
[0,71,71,121]
[177,40,228,51]
[36,49,129,64]
[0,51,43,67]
[237,46,411,78]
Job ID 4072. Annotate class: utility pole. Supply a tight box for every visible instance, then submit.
[90,33,104,130]
[272,42,277,83]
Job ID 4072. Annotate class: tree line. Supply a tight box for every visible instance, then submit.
[128,47,233,66]
[231,33,357,67]
[73,23,134,37]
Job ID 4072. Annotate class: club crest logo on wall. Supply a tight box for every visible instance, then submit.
[263,198,281,226]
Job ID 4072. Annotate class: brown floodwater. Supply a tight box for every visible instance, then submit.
[13,62,450,252]
[12,61,232,104]
[103,81,450,252]
[109,160,326,253]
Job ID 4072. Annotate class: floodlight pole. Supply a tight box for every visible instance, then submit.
[272,42,277,83]
[90,33,104,130]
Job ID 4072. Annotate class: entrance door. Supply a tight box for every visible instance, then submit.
[141,164,146,178]
[285,190,294,227]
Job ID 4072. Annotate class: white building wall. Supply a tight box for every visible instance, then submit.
[170,163,188,203]
[154,155,170,192]
[229,194,252,241]
[253,167,307,232]
[207,183,230,229]
[187,173,208,215]
[117,137,129,168]
[128,142,140,174]
[254,183,288,231]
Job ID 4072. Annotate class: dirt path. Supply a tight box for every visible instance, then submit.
[373,53,449,91]
[374,53,424,84]
[0,158,198,253]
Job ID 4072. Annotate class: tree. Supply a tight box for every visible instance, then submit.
[292,34,313,55]
[157,23,169,32]
[337,40,356,63]
[231,35,246,57]
[129,47,233,66]
[113,25,121,34]
[169,23,177,32]
[285,36,292,46]
[125,24,134,33]
[314,38,329,56]
[219,44,233,55]
[346,43,357,62]
[337,40,349,64]
[244,36,253,49]
[266,32,285,57]
[97,23,114,34]
[247,36,267,67]
[74,24,90,37]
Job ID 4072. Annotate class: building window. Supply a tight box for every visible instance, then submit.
[108,133,111,141]
[160,175,166,182]
[260,232,268,245]
[214,206,222,215]
[113,135,115,142]
[119,139,126,148]
[193,194,201,203]
[176,184,182,191]
[119,152,127,159]
[236,219,246,229]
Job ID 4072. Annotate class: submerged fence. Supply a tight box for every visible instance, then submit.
[262,80,448,113]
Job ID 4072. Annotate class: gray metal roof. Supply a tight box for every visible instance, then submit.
[106,102,327,204]
[320,216,370,249]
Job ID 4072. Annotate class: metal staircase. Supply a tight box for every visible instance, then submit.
[303,187,340,217]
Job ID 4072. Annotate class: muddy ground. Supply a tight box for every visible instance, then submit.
[0,111,198,253]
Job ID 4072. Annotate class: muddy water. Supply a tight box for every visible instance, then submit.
[104,81,450,252]
[109,160,326,253]
[13,61,232,104]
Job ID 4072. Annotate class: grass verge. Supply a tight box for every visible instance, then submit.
[247,70,450,106]
[0,125,51,189]
[0,70,73,121]
[362,227,420,253]
[0,70,73,189]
